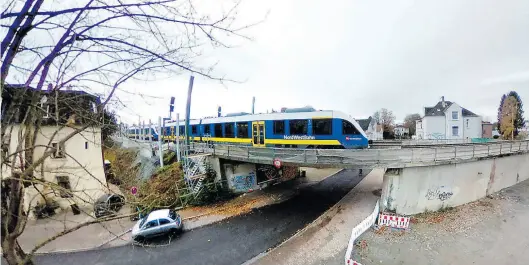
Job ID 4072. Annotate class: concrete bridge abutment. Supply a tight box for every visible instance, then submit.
[380,153,529,215]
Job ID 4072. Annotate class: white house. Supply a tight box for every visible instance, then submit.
[1,85,108,218]
[394,124,409,138]
[415,97,482,140]
[357,116,383,141]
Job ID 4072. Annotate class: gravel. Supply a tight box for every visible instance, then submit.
[353,179,529,265]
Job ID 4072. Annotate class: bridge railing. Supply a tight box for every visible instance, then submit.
[189,140,529,168]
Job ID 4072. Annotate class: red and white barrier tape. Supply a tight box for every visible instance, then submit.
[344,200,379,265]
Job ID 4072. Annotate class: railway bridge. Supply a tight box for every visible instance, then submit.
[189,140,529,215]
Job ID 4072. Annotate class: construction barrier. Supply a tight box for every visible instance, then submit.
[344,200,380,265]
[378,213,410,229]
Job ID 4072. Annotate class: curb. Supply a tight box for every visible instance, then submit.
[241,168,373,265]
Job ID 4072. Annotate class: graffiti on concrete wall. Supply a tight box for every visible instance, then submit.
[232,172,256,192]
[258,165,279,180]
[426,133,445,140]
[425,186,453,201]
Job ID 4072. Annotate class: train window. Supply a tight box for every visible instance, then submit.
[237,122,249,138]
[289,119,308,135]
[225,123,235,138]
[179,126,184,135]
[214,124,222,137]
[204,124,211,135]
[273,120,285,135]
[191,125,198,135]
[342,120,360,135]
[313,119,332,135]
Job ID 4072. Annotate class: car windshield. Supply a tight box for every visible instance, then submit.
[139,213,150,227]
[169,210,178,220]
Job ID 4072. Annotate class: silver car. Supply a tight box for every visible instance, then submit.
[131,209,183,241]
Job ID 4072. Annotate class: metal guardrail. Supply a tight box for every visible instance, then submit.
[190,140,529,169]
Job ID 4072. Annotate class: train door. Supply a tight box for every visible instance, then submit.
[252,121,265,147]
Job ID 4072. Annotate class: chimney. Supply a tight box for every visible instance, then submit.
[441,96,445,108]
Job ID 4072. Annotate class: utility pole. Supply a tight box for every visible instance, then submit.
[176,113,181,162]
[184,76,195,148]
[158,116,164,167]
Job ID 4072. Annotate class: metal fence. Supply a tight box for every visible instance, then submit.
[191,140,529,169]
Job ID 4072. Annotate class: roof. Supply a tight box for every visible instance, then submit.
[462,108,478,117]
[145,209,170,222]
[356,116,372,131]
[424,100,479,117]
[5,84,100,102]
[424,101,453,116]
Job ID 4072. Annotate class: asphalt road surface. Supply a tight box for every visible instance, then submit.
[34,169,368,265]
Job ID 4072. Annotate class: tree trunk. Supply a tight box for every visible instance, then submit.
[1,177,33,265]
[2,239,34,265]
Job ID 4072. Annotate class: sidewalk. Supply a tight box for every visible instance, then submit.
[249,168,384,265]
[19,167,340,254]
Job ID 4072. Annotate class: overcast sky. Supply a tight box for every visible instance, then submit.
[116,0,529,124]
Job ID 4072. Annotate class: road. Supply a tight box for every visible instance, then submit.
[35,169,368,265]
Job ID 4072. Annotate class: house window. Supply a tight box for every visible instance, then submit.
[84,141,88,149]
[452,126,459,136]
[289,120,308,135]
[56,176,72,198]
[342,120,360,135]
[237,123,249,138]
[312,119,332,135]
[273,120,285,135]
[204,124,211,135]
[452,111,459,120]
[51,142,65,158]
[40,96,50,118]
[224,123,235,138]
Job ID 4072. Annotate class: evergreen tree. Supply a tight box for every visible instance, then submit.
[497,94,506,132]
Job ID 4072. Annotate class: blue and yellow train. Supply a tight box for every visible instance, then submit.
[127,109,369,149]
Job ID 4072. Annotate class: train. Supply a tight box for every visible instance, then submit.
[126,108,369,149]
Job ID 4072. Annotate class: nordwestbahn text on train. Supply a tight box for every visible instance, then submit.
[127,109,369,149]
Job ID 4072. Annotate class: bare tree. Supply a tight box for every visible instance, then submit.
[403,113,421,136]
[373,108,396,133]
[1,1,252,264]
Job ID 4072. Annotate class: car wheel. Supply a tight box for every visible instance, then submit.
[134,235,145,243]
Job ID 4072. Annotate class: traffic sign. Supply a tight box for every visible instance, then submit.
[131,186,138,196]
